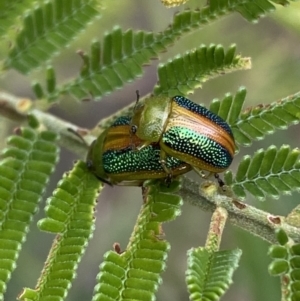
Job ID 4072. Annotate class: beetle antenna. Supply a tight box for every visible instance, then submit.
[129,90,140,150]
[67,127,88,146]
[135,90,140,107]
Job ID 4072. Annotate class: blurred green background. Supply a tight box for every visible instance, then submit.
[1,0,300,300]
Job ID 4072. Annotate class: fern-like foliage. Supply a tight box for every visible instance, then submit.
[19,160,102,301]
[32,0,291,102]
[154,44,250,96]
[41,28,165,101]
[186,248,242,301]
[224,145,300,200]
[36,39,250,103]
[4,0,100,74]
[92,179,183,301]
[268,229,300,301]
[235,0,290,21]
[0,128,59,299]
[33,5,256,103]
[168,0,290,39]
[210,89,300,147]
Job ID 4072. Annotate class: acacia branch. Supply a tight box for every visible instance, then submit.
[0,92,92,158]
[179,177,300,243]
[0,91,299,243]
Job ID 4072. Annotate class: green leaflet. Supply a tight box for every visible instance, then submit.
[4,0,100,74]
[235,92,300,146]
[19,161,102,301]
[1,0,291,97]
[0,127,59,299]
[172,0,289,26]
[209,87,247,129]
[45,29,160,102]
[92,179,183,301]
[210,89,300,148]
[154,44,250,96]
[36,40,250,102]
[186,248,242,301]
[169,0,288,36]
[186,206,241,301]
[32,0,290,103]
[235,0,288,21]
[0,0,36,39]
[268,229,300,301]
[225,145,300,200]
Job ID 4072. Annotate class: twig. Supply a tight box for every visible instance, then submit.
[0,91,299,243]
[179,177,300,243]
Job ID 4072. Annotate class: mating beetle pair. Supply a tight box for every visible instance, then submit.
[86,116,191,185]
[86,95,235,186]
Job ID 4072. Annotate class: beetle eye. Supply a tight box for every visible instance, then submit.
[131,125,138,134]
[86,159,93,170]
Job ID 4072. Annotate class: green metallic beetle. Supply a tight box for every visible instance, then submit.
[131,95,236,174]
[86,116,192,186]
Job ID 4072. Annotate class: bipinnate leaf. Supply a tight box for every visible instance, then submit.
[19,161,102,301]
[4,0,100,74]
[268,229,300,301]
[92,179,183,301]
[154,44,251,96]
[35,7,256,102]
[224,145,300,201]
[32,0,291,102]
[0,128,59,299]
[186,248,242,301]
[22,0,296,101]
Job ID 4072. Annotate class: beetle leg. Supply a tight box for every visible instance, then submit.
[159,150,173,181]
[67,127,89,145]
[128,90,141,149]
[95,175,113,186]
[193,168,208,178]
[194,168,227,190]
[128,125,136,150]
[134,90,140,109]
[164,173,173,187]
[214,173,225,188]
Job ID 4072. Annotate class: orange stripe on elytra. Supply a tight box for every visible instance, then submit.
[168,102,235,156]
[104,125,142,151]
